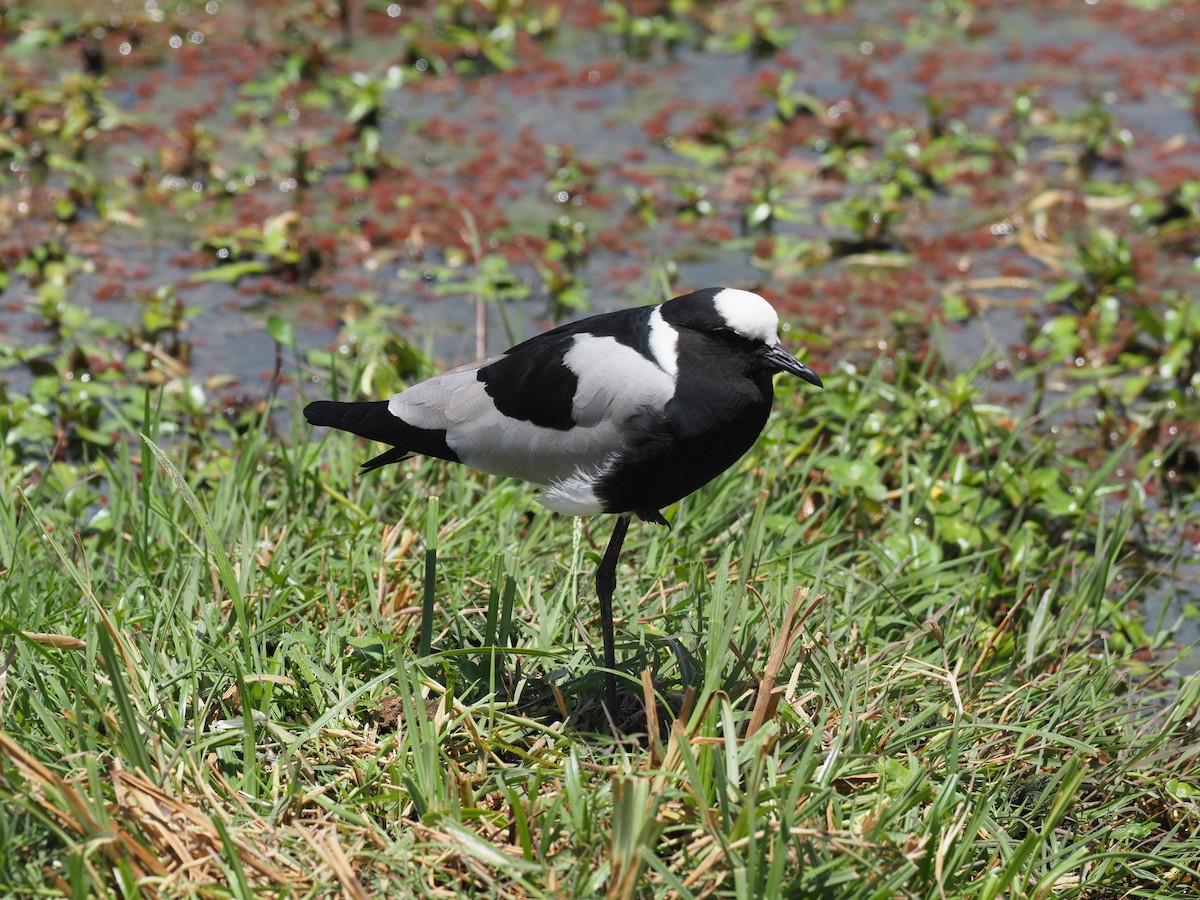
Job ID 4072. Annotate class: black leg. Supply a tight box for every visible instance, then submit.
[595,514,631,708]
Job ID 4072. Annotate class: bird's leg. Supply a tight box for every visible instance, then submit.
[596,514,631,708]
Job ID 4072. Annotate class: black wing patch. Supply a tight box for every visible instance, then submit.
[477,333,580,430]
[476,306,658,431]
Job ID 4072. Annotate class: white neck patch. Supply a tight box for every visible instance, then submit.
[712,288,780,346]
[646,305,679,377]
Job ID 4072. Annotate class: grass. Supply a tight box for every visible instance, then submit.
[2,345,1198,898]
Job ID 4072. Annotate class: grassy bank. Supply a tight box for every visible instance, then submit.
[2,339,1198,897]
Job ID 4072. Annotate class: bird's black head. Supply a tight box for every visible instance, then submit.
[662,287,823,388]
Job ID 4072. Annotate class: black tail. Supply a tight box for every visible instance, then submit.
[305,400,401,444]
[304,400,460,471]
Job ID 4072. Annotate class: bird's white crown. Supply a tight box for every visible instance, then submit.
[712,288,781,346]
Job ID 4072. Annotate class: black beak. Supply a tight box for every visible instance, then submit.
[765,344,823,388]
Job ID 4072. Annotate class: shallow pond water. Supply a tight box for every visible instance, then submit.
[2,0,1194,381]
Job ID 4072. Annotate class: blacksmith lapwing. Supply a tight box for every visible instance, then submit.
[305,286,823,707]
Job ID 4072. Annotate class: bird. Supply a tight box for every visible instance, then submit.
[304,286,823,707]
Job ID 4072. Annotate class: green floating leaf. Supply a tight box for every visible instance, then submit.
[266,314,295,346]
[73,425,115,447]
[671,139,728,167]
[189,260,269,283]
[941,292,971,322]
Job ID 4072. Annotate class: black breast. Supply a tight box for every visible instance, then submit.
[594,329,775,516]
